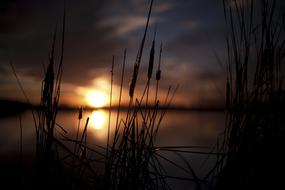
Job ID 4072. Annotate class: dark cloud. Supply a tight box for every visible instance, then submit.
[0,0,230,106]
[0,0,124,85]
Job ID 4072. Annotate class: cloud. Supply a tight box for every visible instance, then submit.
[0,0,228,106]
[0,0,123,86]
[153,1,175,14]
[99,16,156,37]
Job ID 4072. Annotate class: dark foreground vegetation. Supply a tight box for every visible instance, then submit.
[214,0,285,189]
[8,1,205,189]
[1,0,284,189]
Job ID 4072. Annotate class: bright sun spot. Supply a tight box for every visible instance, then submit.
[89,110,107,130]
[86,90,108,108]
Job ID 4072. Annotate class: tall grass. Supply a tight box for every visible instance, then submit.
[213,0,285,189]
[34,8,66,187]
[9,0,224,189]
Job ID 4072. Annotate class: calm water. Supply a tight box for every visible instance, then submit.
[0,110,225,189]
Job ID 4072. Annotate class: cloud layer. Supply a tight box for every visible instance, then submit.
[0,0,227,107]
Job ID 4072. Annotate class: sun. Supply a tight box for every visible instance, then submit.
[86,90,108,108]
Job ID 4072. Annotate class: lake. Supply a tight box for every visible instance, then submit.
[0,110,225,189]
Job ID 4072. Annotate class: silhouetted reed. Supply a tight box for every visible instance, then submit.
[9,0,223,189]
[213,0,285,189]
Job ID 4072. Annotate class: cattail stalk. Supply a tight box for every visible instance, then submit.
[115,50,126,133]
[148,40,155,79]
[106,56,115,170]
[129,0,154,99]
[155,43,163,102]
[74,106,83,154]
[145,38,156,121]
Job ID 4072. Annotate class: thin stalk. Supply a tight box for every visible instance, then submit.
[106,56,115,169]
[109,49,127,167]
[115,49,126,131]
[74,107,82,154]
[9,62,37,130]
[155,43,163,103]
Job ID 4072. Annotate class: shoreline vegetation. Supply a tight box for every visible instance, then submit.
[214,0,285,189]
[1,0,284,189]
[6,0,213,189]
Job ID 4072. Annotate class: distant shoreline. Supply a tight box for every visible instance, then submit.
[0,98,225,117]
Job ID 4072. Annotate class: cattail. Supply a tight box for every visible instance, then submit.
[156,70,161,81]
[43,62,54,103]
[78,106,83,120]
[43,24,57,104]
[129,64,139,98]
[128,0,154,99]
[156,43,162,81]
[156,100,159,106]
[129,79,135,98]
[148,40,155,79]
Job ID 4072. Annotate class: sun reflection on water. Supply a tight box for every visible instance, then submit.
[89,110,108,130]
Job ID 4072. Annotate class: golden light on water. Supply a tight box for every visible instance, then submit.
[86,90,108,108]
[89,110,108,130]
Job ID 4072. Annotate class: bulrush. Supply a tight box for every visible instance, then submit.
[129,64,139,98]
[148,40,155,79]
[74,106,83,154]
[43,62,54,105]
[156,43,162,81]
[128,0,153,99]
[43,25,56,105]
[154,43,162,102]
[78,106,83,120]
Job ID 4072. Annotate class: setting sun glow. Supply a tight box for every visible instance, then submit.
[86,90,108,108]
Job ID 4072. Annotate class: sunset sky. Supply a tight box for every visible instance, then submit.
[0,0,229,108]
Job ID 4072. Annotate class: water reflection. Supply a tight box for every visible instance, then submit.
[0,110,225,189]
[89,110,108,130]
[87,109,111,141]
[0,110,225,150]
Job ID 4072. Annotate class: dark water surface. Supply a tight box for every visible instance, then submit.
[0,110,225,189]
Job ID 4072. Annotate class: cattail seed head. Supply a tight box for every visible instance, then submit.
[43,62,54,103]
[155,43,162,81]
[129,64,139,98]
[148,40,155,79]
[129,79,135,98]
[78,106,83,120]
[156,69,161,81]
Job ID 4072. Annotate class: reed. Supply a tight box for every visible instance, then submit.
[9,0,220,189]
[213,0,285,189]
